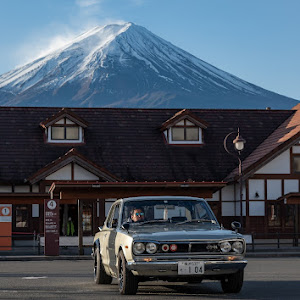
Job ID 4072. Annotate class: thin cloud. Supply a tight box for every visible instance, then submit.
[13,18,126,69]
[76,0,103,8]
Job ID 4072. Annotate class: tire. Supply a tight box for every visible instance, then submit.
[221,269,244,293]
[117,251,138,295]
[94,248,112,284]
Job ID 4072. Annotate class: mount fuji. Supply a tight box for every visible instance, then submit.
[0,22,298,109]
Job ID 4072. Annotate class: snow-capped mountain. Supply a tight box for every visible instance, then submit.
[0,22,298,108]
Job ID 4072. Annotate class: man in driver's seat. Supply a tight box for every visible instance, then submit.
[130,208,145,222]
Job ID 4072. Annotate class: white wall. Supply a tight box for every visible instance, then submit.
[206,190,220,201]
[222,202,235,216]
[292,146,300,154]
[249,201,265,216]
[221,185,235,201]
[267,180,282,200]
[284,179,299,194]
[0,186,12,193]
[248,179,265,200]
[46,164,72,180]
[14,185,30,193]
[46,163,99,181]
[74,164,99,180]
[255,150,290,174]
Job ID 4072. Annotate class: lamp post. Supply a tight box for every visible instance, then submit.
[224,128,246,229]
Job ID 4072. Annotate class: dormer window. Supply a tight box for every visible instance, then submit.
[171,119,200,141]
[50,118,80,141]
[40,108,88,144]
[161,109,208,145]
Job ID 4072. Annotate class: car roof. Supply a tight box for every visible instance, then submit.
[120,196,206,203]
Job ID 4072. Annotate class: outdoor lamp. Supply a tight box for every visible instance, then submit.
[233,130,246,152]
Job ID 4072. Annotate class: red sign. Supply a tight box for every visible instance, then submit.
[44,199,60,256]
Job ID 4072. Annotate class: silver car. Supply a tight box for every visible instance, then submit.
[93,196,247,295]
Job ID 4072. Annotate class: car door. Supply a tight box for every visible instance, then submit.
[100,204,116,268]
[107,203,120,275]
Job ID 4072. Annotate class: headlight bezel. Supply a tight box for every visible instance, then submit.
[146,242,158,254]
[232,241,244,254]
[132,241,159,255]
[133,242,146,255]
[219,239,245,254]
[220,241,232,253]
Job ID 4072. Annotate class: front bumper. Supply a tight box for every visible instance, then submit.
[127,260,247,277]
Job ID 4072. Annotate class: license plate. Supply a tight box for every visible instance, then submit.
[178,261,204,275]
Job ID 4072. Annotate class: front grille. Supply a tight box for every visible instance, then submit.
[157,242,220,254]
[191,243,219,253]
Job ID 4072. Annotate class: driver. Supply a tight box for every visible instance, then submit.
[130,208,145,222]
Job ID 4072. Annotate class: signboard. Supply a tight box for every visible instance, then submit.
[0,204,12,251]
[44,199,60,256]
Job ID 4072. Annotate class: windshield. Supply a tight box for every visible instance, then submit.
[122,199,218,225]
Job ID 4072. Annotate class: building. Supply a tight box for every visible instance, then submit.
[0,106,300,240]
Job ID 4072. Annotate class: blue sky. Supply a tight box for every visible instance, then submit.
[0,0,299,100]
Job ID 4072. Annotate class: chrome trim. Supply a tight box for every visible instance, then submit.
[127,260,248,275]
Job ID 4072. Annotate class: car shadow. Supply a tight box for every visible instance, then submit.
[136,280,300,299]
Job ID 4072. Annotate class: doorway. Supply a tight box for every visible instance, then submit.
[60,204,78,236]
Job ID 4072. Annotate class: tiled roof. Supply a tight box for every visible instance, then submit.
[161,109,209,130]
[225,107,300,181]
[40,108,89,128]
[0,107,293,184]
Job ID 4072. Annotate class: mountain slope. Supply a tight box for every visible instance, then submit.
[0,22,298,109]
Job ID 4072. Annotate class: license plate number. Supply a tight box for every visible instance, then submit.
[178,261,204,275]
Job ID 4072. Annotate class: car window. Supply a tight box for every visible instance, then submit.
[107,203,120,228]
[122,199,217,225]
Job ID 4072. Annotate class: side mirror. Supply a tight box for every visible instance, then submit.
[231,221,241,232]
[121,223,130,231]
[98,226,103,232]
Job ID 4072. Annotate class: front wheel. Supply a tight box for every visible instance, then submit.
[94,248,112,284]
[117,251,138,295]
[221,269,244,293]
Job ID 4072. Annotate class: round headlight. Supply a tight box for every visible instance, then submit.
[220,241,231,253]
[232,241,244,254]
[133,242,145,255]
[146,242,158,254]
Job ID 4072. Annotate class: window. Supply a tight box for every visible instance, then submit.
[267,203,281,227]
[107,204,120,228]
[171,119,199,141]
[293,156,300,173]
[15,205,29,228]
[83,204,92,233]
[285,205,294,227]
[48,117,82,143]
[166,119,202,144]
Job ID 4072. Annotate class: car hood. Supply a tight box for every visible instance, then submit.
[128,225,242,242]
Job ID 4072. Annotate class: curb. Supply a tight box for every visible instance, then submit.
[0,255,93,261]
[246,252,300,258]
[1,252,300,261]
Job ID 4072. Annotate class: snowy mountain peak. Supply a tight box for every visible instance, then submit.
[0,22,298,109]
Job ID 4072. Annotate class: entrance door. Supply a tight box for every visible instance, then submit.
[60,204,78,236]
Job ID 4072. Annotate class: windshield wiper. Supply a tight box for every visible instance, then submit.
[177,219,216,225]
[138,219,170,225]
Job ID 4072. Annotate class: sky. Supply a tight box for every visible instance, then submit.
[0,0,299,100]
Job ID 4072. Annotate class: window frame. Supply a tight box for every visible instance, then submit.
[166,119,203,145]
[47,117,83,143]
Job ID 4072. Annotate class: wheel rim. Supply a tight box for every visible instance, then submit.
[119,259,124,290]
[94,255,97,279]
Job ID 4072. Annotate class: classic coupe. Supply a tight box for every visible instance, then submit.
[92,196,247,295]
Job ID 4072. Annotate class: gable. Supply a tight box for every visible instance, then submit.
[45,163,99,181]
